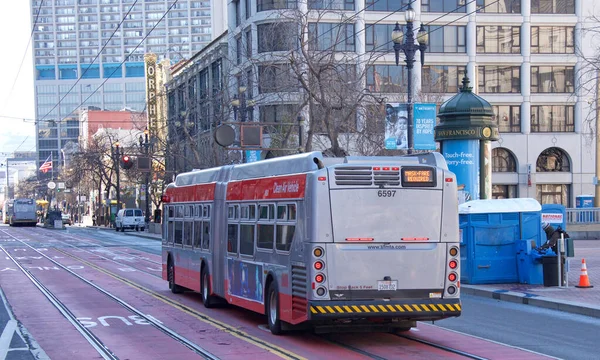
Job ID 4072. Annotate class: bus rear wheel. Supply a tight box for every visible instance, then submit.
[168,260,183,294]
[267,282,283,335]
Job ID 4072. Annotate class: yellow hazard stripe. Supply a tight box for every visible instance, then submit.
[310,303,460,314]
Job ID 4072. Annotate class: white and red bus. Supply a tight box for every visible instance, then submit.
[162,151,461,334]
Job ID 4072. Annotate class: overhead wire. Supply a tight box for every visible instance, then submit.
[38,0,140,124]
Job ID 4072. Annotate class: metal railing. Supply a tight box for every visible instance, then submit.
[566,208,600,225]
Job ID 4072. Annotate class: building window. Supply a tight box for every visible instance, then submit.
[531,27,575,54]
[476,26,520,54]
[257,0,297,12]
[258,64,297,93]
[537,184,570,207]
[476,0,521,13]
[421,65,466,93]
[365,0,411,11]
[478,66,520,93]
[492,105,520,133]
[366,65,407,93]
[308,23,355,52]
[531,105,574,132]
[236,35,242,65]
[235,0,241,27]
[365,24,395,52]
[424,25,466,53]
[245,0,251,18]
[492,185,518,199]
[245,28,252,59]
[308,0,354,10]
[257,23,296,52]
[259,104,298,133]
[492,147,517,172]
[531,0,575,14]
[531,66,574,93]
[422,0,467,13]
[536,147,571,172]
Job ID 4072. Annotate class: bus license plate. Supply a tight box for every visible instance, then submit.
[377,280,397,291]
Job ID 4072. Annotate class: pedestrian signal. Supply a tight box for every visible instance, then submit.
[121,155,134,170]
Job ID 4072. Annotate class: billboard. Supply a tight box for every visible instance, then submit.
[385,103,436,150]
[227,258,264,302]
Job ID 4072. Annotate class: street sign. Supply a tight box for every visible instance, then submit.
[57,182,65,189]
[47,181,56,189]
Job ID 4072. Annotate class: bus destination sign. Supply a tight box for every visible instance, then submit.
[401,167,436,187]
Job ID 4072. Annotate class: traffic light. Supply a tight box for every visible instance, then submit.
[121,155,134,170]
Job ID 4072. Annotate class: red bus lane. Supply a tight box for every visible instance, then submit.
[0,244,202,360]
[0,246,103,360]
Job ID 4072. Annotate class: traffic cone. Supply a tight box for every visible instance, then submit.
[575,259,593,288]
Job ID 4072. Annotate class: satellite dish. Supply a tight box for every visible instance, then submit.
[214,124,235,147]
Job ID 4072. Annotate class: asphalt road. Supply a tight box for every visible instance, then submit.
[437,294,599,360]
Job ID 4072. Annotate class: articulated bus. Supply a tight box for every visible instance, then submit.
[9,199,37,227]
[162,152,461,334]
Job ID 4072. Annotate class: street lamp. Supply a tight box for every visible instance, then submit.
[391,5,428,154]
[231,85,255,123]
[139,128,150,226]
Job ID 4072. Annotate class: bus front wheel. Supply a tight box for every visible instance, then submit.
[267,282,283,335]
[168,260,183,294]
[201,268,215,308]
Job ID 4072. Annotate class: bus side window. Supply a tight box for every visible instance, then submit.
[239,224,255,256]
[275,203,296,252]
[228,224,239,254]
[202,221,211,250]
[174,220,183,245]
[194,219,202,248]
[184,220,193,246]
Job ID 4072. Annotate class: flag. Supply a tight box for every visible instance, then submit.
[39,155,52,173]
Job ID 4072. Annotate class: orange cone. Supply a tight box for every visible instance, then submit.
[575,259,593,288]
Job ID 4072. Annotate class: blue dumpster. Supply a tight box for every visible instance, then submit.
[459,198,543,284]
[576,195,595,222]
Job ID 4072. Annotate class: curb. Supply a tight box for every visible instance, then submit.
[84,225,162,242]
[461,285,600,318]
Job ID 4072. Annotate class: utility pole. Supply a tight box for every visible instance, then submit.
[139,128,151,226]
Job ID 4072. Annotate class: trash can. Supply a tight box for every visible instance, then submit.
[542,256,559,287]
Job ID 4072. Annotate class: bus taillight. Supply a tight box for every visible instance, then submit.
[161,194,170,203]
[449,247,459,257]
[314,261,324,271]
[449,260,458,269]
[313,247,324,257]
[315,274,325,283]
[448,273,457,282]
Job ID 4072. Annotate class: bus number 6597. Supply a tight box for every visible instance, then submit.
[377,190,396,197]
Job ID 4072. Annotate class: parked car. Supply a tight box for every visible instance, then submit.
[61,213,71,225]
[115,208,144,232]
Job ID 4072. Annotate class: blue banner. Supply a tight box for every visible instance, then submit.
[413,103,437,150]
[245,150,262,163]
[443,140,480,201]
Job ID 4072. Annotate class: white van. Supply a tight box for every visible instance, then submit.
[115,208,145,232]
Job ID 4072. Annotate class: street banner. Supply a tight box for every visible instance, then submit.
[384,103,408,150]
[245,150,261,163]
[413,103,437,150]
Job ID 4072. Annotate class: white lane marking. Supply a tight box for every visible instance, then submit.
[0,320,17,360]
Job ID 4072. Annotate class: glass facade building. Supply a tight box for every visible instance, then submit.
[31,0,213,173]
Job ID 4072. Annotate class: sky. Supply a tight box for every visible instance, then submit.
[0,1,36,161]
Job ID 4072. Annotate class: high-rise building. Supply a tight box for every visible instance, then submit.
[30,0,216,177]
[224,0,598,207]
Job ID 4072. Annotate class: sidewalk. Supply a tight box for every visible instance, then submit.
[463,240,600,318]
[78,224,162,241]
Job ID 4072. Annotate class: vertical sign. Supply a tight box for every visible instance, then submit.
[443,139,480,201]
[245,150,262,163]
[144,53,158,136]
[384,103,408,150]
[413,103,437,150]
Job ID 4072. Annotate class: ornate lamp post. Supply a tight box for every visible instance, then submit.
[139,128,151,226]
[391,5,428,154]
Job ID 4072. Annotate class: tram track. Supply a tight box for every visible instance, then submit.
[394,333,489,360]
[4,228,307,360]
[1,229,220,360]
